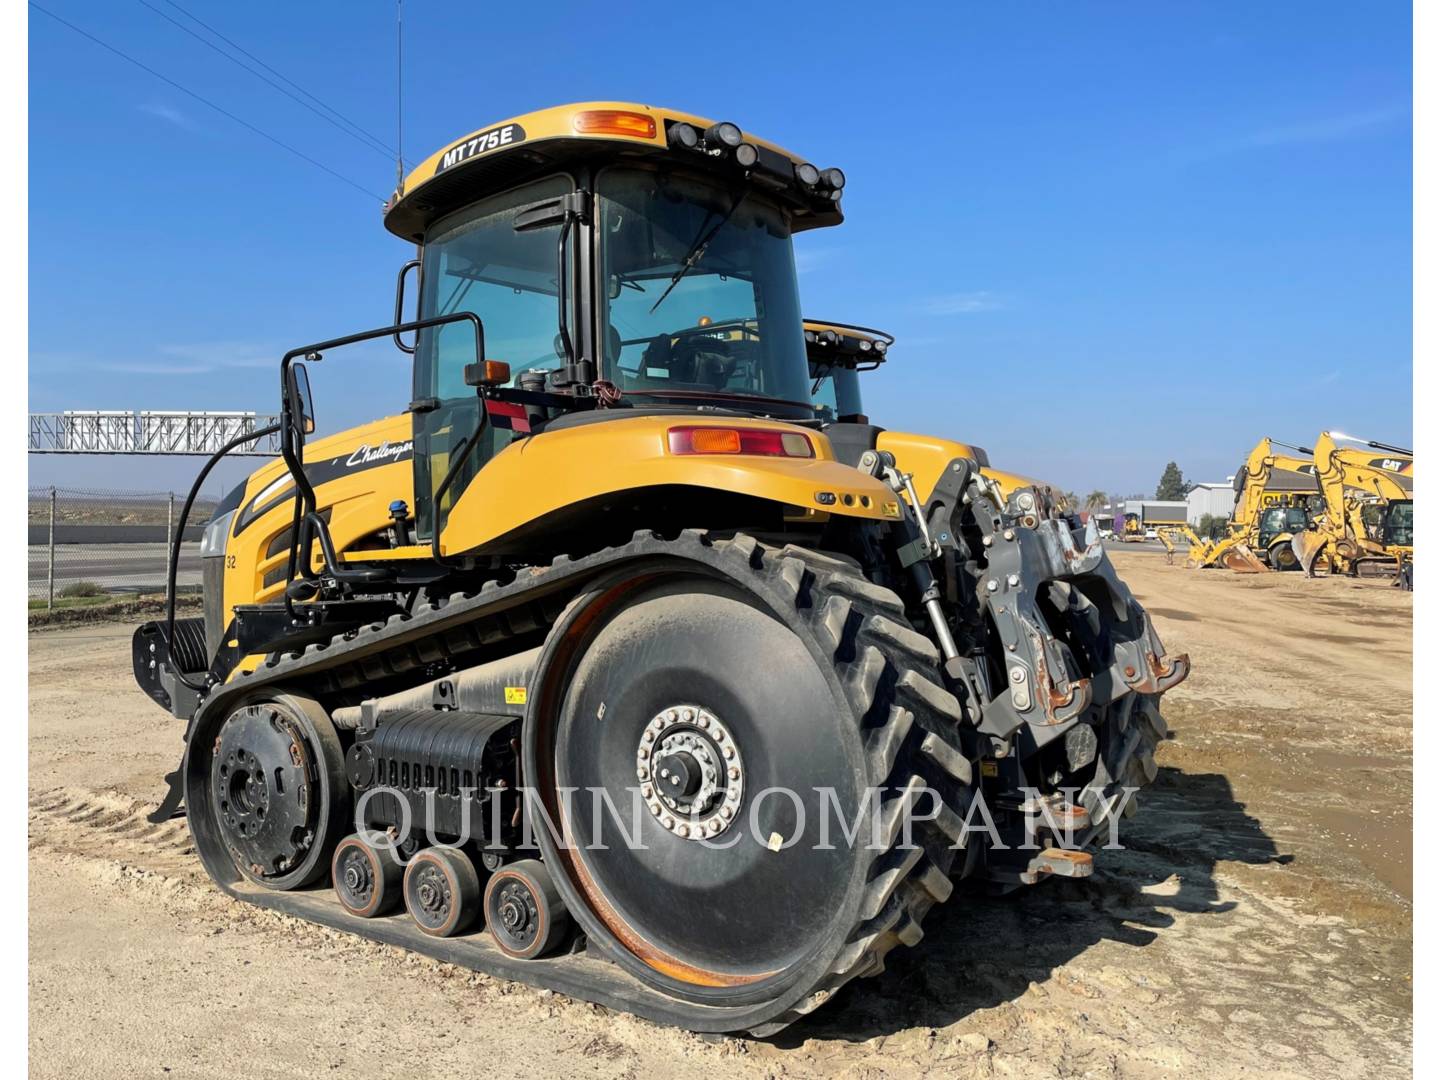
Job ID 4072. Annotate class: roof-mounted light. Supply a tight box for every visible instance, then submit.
[704,121,743,148]
[573,109,657,139]
[794,162,820,187]
[668,121,700,149]
[821,167,846,190]
[734,142,759,168]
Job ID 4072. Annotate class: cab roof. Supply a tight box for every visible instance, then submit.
[384,101,846,242]
[802,320,894,370]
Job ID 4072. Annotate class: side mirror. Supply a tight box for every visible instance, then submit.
[288,362,316,435]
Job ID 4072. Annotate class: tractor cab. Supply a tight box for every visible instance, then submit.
[803,320,892,424]
[381,104,852,544]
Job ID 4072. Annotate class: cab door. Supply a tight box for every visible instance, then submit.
[411,176,574,543]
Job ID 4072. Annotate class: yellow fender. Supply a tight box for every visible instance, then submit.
[441,415,899,556]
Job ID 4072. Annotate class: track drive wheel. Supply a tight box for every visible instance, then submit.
[484,859,570,959]
[525,535,976,1033]
[332,833,404,917]
[403,847,481,937]
[198,692,348,890]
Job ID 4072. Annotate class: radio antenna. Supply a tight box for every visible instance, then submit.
[394,0,405,196]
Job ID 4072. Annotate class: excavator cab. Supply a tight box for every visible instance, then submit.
[1382,499,1413,547]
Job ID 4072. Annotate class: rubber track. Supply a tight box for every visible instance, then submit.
[190,529,979,1035]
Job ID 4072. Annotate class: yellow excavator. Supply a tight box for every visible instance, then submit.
[1155,437,1317,571]
[131,102,1186,1035]
[1291,431,1413,581]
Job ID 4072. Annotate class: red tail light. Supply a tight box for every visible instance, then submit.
[667,426,815,459]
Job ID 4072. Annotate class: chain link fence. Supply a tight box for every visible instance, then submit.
[27,487,221,606]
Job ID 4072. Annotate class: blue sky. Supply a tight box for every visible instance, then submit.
[29,1,1412,495]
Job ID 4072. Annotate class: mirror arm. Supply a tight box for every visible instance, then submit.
[278,311,485,607]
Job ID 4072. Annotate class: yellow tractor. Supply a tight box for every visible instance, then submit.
[802,319,1064,501]
[1156,438,1318,572]
[133,102,1187,1034]
[1291,431,1413,580]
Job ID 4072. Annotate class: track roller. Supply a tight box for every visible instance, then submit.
[483,859,570,960]
[403,847,481,937]
[332,833,404,918]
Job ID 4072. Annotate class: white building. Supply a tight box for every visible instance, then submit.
[1187,481,1237,525]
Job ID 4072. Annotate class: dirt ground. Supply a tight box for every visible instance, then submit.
[28,550,1412,1079]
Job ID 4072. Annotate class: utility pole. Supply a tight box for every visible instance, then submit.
[47,487,56,610]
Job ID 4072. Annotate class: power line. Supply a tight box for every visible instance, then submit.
[151,0,410,167]
[29,2,383,202]
[134,0,397,164]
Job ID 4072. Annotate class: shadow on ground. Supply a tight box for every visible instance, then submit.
[771,766,1288,1045]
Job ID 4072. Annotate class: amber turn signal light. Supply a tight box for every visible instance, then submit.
[667,426,815,458]
[573,110,657,139]
[464,360,512,387]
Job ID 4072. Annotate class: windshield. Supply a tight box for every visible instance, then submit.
[597,168,810,417]
[810,364,865,422]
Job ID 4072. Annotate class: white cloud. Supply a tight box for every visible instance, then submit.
[155,342,277,370]
[918,290,1003,315]
[793,248,830,276]
[33,342,278,378]
[138,102,200,132]
[1186,105,1406,161]
[96,361,215,376]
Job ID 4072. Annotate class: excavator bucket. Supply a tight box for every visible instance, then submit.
[1219,544,1270,573]
[1291,530,1329,576]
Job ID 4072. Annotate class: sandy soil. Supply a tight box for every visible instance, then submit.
[28,550,1412,1078]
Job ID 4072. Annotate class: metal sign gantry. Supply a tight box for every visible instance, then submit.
[28,410,281,456]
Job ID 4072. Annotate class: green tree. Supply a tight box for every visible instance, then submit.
[1197,513,1229,540]
[1155,462,1186,500]
[1084,489,1108,510]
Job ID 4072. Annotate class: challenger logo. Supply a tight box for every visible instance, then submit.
[346,440,414,468]
[233,438,416,537]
